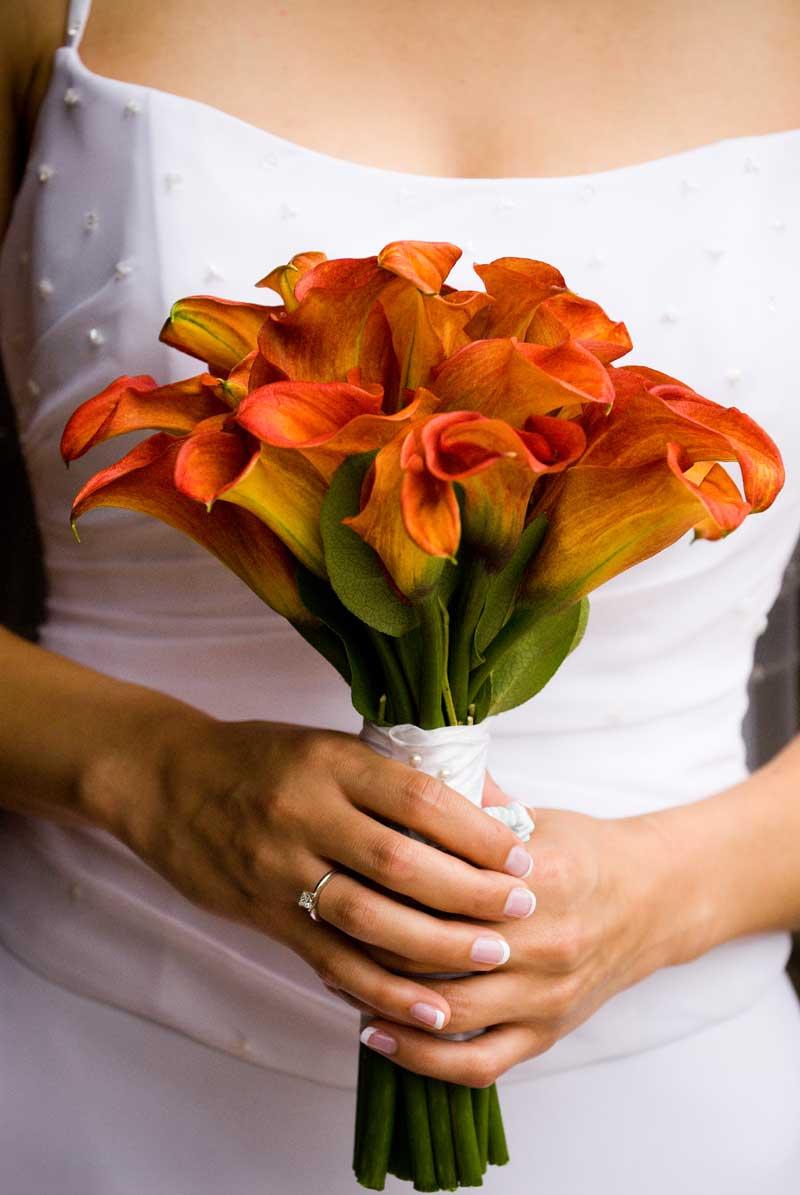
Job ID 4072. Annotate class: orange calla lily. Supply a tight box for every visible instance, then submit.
[235,374,435,481]
[466,257,633,363]
[342,434,447,602]
[159,295,277,373]
[236,377,384,447]
[519,369,784,613]
[520,453,751,615]
[256,240,476,408]
[70,432,312,623]
[609,364,785,513]
[255,250,328,312]
[174,419,327,577]
[59,372,230,462]
[429,336,614,422]
[399,408,585,568]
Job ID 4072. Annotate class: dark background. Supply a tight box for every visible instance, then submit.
[2,366,799,993]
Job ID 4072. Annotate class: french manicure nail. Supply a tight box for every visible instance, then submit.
[410,1002,446,1030]
[504,887,536,918]
[360,1026,398,1055]
[470,936,511,965]
[504,845,533,879]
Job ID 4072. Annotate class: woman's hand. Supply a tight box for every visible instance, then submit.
[102,712,538,1037]
[357,778,715,1085]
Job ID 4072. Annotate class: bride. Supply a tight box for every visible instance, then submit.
[2,0,800,1190]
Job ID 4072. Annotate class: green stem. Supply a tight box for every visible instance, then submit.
[401,1069,438,1191]
[368,630,415,724]
[426,1078,458,1190]
[353,1042,369,1174]
[418,596,445,729]
[439,602,458,727]
[448,557,491,722]
[394,630,421,710]
[487,1083,510,1167]
[354,1049,397,1189]
[471,1087,490,1173]
[388,1072,413,1181]
[448,1083,483,1186]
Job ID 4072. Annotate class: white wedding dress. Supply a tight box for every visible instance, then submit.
[2,0,800,1190]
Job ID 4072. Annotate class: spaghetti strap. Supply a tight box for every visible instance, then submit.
[63,0,92,49]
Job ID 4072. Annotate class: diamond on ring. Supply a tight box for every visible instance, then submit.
[297,868,339,921]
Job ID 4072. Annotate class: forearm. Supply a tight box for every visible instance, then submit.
[643,732,800,962]
[0,625,211,836]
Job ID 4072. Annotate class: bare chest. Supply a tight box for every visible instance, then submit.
[68,0,800,178]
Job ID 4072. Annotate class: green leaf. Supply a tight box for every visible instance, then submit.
[568,594,590,656]
[321,452,419,637]
[487,596,590,715]
[474,515,548,662]
[471,673,493,723]
[296,565,384,721]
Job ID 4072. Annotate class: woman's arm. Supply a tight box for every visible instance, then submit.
[0,625,544,1038]
[645,731,800,950]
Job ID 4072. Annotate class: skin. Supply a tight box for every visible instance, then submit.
[2,0,800,1086]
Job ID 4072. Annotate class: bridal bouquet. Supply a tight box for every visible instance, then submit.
[61,240,783,1190]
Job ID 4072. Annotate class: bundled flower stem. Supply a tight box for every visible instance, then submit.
[60,238,785,1193]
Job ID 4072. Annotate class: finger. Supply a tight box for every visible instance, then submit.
[315,870,513,972]
[359,1020,543,1086]
[338,746,534,880]
[418,969,585,1036]
[286,905,453,1033]
[315,802,536,922]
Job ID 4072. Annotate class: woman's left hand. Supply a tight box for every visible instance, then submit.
[355,773,711,1086]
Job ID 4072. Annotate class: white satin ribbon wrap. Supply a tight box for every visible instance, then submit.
[358,720,533,839]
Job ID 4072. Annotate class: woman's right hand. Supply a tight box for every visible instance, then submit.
[104,713,536,1035]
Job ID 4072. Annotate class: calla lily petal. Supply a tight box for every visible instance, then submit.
[258,264,389,383]
[413,412,578,570]
[666,443,751,537]
[343,435,447,600]
[60,373,230,462]
[173,417,256,508]
[376,239,461,295]
[255,251,328,311]
[521,453,750,615]
[235,379,384,447]
[528,293,633,363]
[400,459,461,558]
[159,295,276,373]
[176,428,327,577]
[430,337,613,421]
[70,433,311,623]
[589,368,785,512]
[467,258,567,338]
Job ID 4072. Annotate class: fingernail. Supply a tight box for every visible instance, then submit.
[504,845,533,879]
[410,1002,446,1030]
[470,936,511,965]
[360,1026,397,1055]
[504,887,536,918]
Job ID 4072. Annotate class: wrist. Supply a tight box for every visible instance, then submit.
[78,686,218,853]
[623,805,722,975]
